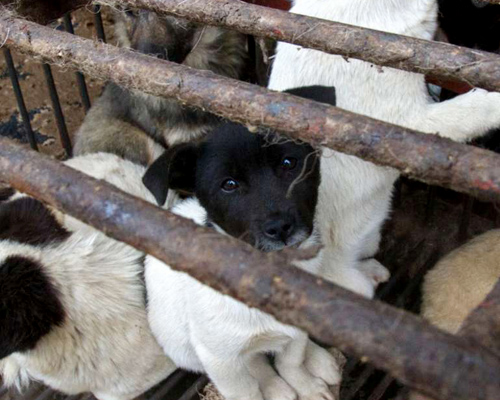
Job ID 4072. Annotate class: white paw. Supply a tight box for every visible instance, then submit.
[356,259,390,286]
[277,366,335,400]
[262,376,297,400]
[298,378,335,400]
[304,344,341,386]
[322,264,376,298]
[227,391,264,400]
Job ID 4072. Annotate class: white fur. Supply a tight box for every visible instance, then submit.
[268,0,500,298]
[0,153,176,400]
[146,198,341,400]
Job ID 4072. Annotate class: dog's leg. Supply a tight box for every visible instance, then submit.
[419,88,500,142]
[247,353,297,400]
[303,341,342,387]
[317,154,396,298]
[192,338,263,400]
[275,333,334,400]
[356,258,390,288]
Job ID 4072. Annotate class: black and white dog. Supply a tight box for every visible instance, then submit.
[0,154,175,400]
[143,86,344,400]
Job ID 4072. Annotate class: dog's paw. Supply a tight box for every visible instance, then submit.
[356,258,390,286]
[277,366,336,400]
[297,378,335,400]
[325,266,376,298]
[304,343,341,386]
[261,376,297,400]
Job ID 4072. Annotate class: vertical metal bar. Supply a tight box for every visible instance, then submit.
[93,5,107,43]
[425,186,437,225]
[63,13,92,112]
[458,196,474,243]
[366,375,396,400]
[148,370,188,400]
[177,376,209,400]
[342,251,440,400]
[42,64,72,157]
[2,48,38,151]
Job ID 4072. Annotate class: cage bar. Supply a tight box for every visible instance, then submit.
[0,136,499,400]
[62,13,92,112]
[92,5,107,42]
[2,15,500,203]
[41,63,72,157]
[2,48,38,151]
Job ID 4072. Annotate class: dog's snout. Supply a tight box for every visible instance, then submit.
[262,218,295,243]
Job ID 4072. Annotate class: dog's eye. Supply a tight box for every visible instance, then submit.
[281,157,297,170]
[221,179,239,192]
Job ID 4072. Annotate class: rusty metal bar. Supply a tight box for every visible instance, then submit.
[1,137,500,400]
[460,279,500,358]
[5,0,500,92]
[101,0,500,93]
[2,16,500,203]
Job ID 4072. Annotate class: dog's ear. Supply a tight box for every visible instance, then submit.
[284,85,336,107]
[143,143,199,206]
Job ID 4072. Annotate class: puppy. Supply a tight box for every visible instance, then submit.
[143,86,342,400]
[74,9,248,166]
[0,153,176,400]
[268,0,500,298]
[422,229,500,334]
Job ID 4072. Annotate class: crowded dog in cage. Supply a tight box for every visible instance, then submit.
[268,0,500,300]
[0,153,177,400]
[143,86,342,400]
[2,0,500,400]
[73,7,248,167]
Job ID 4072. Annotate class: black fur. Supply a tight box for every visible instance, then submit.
[0,198,71,246]
[438,0,500,52]
[0,187,14,202]
[143,143,199,205]
[144,85,335,250]
[0,256,65,358]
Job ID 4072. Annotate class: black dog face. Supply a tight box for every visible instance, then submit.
[143,85,336,251]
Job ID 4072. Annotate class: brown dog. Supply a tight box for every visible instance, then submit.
[74,9,248,166]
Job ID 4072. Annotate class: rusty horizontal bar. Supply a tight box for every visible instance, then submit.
[1,137,500,400]
[5,0,500,92]
[460,279,500,358]
[100,0,500,93]
[2,15,500,203]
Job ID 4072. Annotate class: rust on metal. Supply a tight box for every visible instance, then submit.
[459,279,500,357]
[1,16,500,203]
[5,0,500,92]
[1,137,500,400]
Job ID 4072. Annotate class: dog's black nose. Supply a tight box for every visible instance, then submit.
[263,219,295,243]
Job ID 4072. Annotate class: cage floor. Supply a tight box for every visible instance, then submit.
[2,177,497,400]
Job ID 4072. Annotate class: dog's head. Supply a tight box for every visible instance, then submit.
[115,9,198,63]
[144,85,336,251]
